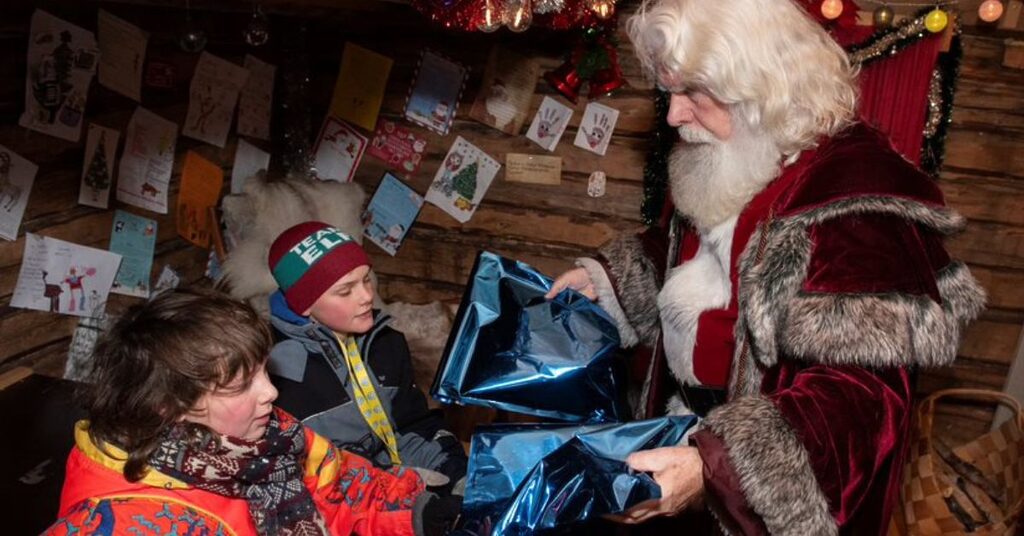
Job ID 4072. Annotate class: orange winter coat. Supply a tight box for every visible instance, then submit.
[44,410,426,536]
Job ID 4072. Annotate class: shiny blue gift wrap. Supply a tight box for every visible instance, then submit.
[457,416,699,535]
[431,251,624,423]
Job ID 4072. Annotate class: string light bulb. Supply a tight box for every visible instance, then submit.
[821,0,844,20]
[924,7,948,32]
[978,0,1004,22]
[590,0,615,20]
[504,0,533,32]
[872,5,894,28]
[477,0,503,32]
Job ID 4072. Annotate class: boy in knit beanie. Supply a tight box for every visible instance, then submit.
[267,221,467,497]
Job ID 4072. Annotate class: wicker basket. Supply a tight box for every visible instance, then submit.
[902,388,1024,535]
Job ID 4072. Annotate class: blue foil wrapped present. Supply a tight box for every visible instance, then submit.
[457,417,698,535]
[431,251,624,423]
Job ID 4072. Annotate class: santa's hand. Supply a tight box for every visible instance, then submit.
[544,267,597,301]
[608,446,704,524]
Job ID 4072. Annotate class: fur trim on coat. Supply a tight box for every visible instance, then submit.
[702,396,837,536]
[591,234,664,347]
[733,195,986,395]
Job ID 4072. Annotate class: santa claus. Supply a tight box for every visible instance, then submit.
[547,0,986,533]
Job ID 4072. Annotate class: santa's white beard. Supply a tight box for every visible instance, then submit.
[668,121,783,231]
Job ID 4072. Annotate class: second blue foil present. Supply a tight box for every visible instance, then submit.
[431,251,624,423]
[458,416,698,535]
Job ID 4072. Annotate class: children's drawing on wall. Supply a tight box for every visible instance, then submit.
[362,172,423,256]
[526,96,572,152]
[469,46,539,135]
[79,123,119,209]
[20,10,98,142]
[573,101,619,156]
[182,52,249,148]
[425,137,500,224]
[404,51,466,136]
[11,234,121,318]
[117,106,177,214]
[0,145,39,241]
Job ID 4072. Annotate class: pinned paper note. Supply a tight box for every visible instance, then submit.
[312,117,367,183]
[367,119,427,177]
[574,101,619,156]
[505,153,561,185]
[79,123,119,209]
[330,43,392,131]
[469,47,539,135]
[526,96,572,152]
[425,137,500,224]
[20,10,98,142]
[0,145,38,241]
[177,151,224,248]
[362,173,423,256]
[587,171,606,198]
[238,55,275,140]
[230,139,271,194]
[183,52,249,148]
[10,233,122,318]
[404,51,467,136]
[109,210,157,298]
[153,265,181,294]
[117,106,177,214]
[97,10,147,101]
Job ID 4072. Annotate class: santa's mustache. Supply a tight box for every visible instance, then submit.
[677,125,717,144]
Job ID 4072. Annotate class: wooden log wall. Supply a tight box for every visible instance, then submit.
[0,0,1022,447]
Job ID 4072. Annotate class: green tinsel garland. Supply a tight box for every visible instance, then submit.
[640,12,963,224]
[641,90,675,226]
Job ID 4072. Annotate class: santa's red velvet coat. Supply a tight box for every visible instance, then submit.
[586,123,986,535]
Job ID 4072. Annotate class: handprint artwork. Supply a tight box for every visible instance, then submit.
[527,96,572,152]
[584,112,610,148]
[574,101,619,156]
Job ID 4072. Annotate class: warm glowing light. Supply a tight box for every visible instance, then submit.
[590,0,615,20]
[820,0,843,20]
[478,0,502,32]
[978,0,1004,22]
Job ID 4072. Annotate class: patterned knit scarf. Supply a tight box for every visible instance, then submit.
[148,409,329,536]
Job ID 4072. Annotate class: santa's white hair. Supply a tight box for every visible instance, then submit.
[627,0,858,157]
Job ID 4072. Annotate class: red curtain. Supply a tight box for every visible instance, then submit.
[846,28,945,165]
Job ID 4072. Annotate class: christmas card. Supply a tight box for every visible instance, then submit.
[330,43,392,132]
[367,119,428,177]
[526,96,572,152]
[20,10,98,142]
[11,233,122,318]
[404,51,467,136]
[183,52,249,148]
[425,136,500,224]
[313,116,367,182]
[109,209,157,298]
[97,10,147,102]
[362,172,423,256]
[79,123,119,209]
[469,46,539,135]
[238,55,275,140]
[573,101,619,156]
[117,106,177,214]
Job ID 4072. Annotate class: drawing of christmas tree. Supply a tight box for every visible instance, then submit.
[453,160,478,202]
[84,132,111,199]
